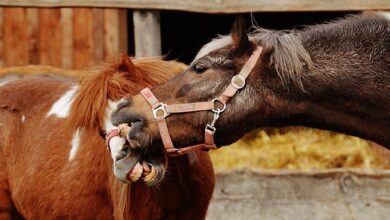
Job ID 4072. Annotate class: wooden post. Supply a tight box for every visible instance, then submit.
[133,10,161,57]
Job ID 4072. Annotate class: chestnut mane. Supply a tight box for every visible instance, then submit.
[67,55,183,130]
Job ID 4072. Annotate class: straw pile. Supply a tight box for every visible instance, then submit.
[210,127,389,170]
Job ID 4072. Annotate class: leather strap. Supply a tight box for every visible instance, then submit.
[138,46,262,157]
[221,47,262,102]
[166,102,214,113]
[156,117,175,150]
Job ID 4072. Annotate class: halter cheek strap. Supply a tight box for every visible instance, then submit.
[139,46,262,157]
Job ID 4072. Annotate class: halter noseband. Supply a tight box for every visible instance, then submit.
[140,46,263,157]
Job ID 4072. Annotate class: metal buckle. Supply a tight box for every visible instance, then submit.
[205,110,221,135]
[205,124,216,134]
[152,103,170,119]
[231,75,246,89]
[211,98,226,113]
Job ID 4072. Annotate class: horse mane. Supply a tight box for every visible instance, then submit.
[250,13,389,91]
[194,28,313,90]
[250,28,313,90]
[66,54,184,130]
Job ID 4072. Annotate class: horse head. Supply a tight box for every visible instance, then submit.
[110,17,299,149]
[112,13,390,151]
[67,54,182,186]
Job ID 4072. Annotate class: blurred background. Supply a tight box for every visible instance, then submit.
[0,2,389,219]
[0,6,387,170]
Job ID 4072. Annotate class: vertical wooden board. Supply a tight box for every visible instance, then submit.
[38,8,62,67]
[60,8,73,69]
[73,8,93,69]
[26,8,39,65]
[92,8,104,64]
[3,7,28,66]
[0,8,3,67]
[118,9,128,55]
[133,10,161,57]
[103,9,119,61]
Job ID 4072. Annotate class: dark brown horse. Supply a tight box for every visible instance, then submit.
[0,56,214,219]
[111,13,389,152]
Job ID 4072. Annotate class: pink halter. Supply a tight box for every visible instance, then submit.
[140,47,263,157]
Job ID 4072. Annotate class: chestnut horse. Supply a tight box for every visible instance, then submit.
[111,13,389,152]
[0,56,214,219]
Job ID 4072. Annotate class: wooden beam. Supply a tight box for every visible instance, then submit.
[3,8,28,66]
[38,8,62,67]
[0,0,389,13]
[103,9,128,61]
[0,8,3,67]
[133,10,161,57]
[61,8,73,69]
[26,8,39,65]
[73,8,93,69]
[92,8,104,63]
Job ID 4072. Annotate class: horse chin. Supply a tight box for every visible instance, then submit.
[112,147,167,186]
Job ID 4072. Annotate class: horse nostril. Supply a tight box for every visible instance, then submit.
[111,111,145,127]
[116,100,131,112]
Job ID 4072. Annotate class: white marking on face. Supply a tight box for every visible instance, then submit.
[21,115,26,123]
[104,99,123,132]
[47,85,79,118]
[377,11,390,20]
[194,35,232,62]
[109,136,127,161]
[68,129,81,161]
[104,99,127,161]
[207,56,232,65]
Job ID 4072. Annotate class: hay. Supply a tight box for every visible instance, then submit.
[210,127,389,170]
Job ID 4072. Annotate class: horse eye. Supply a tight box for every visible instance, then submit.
[192,64,208,74]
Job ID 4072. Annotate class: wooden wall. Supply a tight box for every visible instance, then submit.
[0,7,128,69]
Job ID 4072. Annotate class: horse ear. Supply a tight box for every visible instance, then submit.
[231,16,251,55]
[117,54,136,74]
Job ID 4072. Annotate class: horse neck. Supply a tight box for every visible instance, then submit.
[273,15,390,147]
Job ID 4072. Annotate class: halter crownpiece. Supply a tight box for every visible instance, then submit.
[139,46,262,157]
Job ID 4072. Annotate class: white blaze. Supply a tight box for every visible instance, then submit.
[194,35,232,62]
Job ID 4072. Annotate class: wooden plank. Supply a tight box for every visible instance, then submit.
[208,169,390,220]
[60,8,73,69]
[3,8,28,66]
[0,65,83,79]
[92,8,104,63]
[0,8,3,67]
[38,8,62,67]
[73,8,93,69]
[103,9,120,61]
[133,10,161,57]
[26,8,39,65]
[118,9,128,56]
[0,0,389,13]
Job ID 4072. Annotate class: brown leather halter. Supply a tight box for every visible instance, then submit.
[140,46,263,157]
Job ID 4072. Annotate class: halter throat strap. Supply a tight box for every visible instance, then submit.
[140,46,262,157]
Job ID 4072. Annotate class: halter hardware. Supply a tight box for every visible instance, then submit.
[152,103,170,119]
[140,46,263,157]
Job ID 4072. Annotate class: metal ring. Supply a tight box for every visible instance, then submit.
[211,98,226,113]
[152,103,170,119]
[231,75,246,89]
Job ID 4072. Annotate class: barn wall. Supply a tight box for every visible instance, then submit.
[0,7,127,69]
